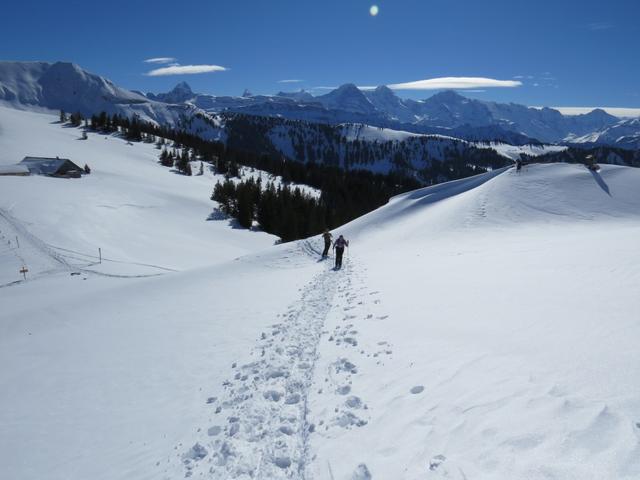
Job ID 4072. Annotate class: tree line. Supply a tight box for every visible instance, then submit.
[219,114,510,183]
[211,177,325,241]
[66,109,496,242]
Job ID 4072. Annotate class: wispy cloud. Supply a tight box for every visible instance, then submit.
[587,22,613,31]
[278,79,303,83]
[386,77,522,90]
[144,57,177,64]
[146,64,228,76]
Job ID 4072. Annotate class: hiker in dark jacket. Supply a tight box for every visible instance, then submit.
[333,235,349,269]
[321,229,332,258]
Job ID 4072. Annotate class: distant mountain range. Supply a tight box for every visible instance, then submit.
[147,80,640,148]
[1,61,639,150]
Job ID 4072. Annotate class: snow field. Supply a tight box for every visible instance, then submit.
[0,105,279,283]
[318,163,640,479]
[1,247,320,480]
[1,104,640,480]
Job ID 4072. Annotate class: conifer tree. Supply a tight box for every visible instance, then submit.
[176,149,191,175]
[236,184,254,229]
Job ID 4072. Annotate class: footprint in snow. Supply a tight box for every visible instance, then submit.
[344,337,358,346]
[336,385,351,395]
[274,456,291,469]
[279,425,295,435]
[334,358,358,374]
[429,454,446,471]
[183,443,208,462]
[410,385,425,394]
[263,390,283,402]
[351,463,372,479]
[336,411,367,428]
[345,396,363,409]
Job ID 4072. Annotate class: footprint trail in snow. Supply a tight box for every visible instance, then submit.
[177,251,342,478]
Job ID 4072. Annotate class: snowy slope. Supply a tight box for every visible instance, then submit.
[308,163,640,479]
[474,141,568,160]
[0,61,213,130]
[2,101,640,480]
[338,126,566,161]
[339,123,429,142]
[158,163,637,480]
[566,117,640,149]
[267,120,562,174]
[0,105,276,285]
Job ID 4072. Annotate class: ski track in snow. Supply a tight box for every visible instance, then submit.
[171,241,346,479]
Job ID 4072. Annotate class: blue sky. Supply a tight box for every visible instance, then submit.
[2,0,638,108]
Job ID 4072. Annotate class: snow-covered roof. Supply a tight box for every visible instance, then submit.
[0,164,30,175]
[20,156,82,175]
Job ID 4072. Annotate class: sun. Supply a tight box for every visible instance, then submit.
[369,5,379,16]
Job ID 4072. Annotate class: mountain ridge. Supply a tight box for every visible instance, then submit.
[1,60,639,149]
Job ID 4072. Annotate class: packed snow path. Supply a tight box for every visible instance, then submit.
[173,244,345,479]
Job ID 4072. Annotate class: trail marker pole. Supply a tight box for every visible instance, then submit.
[99,248,102,264]
[16,236,19,248]
[20,266,28,280]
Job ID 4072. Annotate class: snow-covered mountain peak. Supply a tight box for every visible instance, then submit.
[333,83,361,93]
[147,81,196,104]
[364,85,400,104]
[579,107,618,122]
[363,85,414,122]
[173,81,193,94]
[275,89,316,102]
[372,85,395,96]
[426,89,468,104]
[317,83,377,114]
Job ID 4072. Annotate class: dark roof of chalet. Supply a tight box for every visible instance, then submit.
[20,157,83,175]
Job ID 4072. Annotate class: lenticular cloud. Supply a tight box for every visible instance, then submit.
[146,64,228,76]
[388,76,522,90]
[143,57,177,65]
